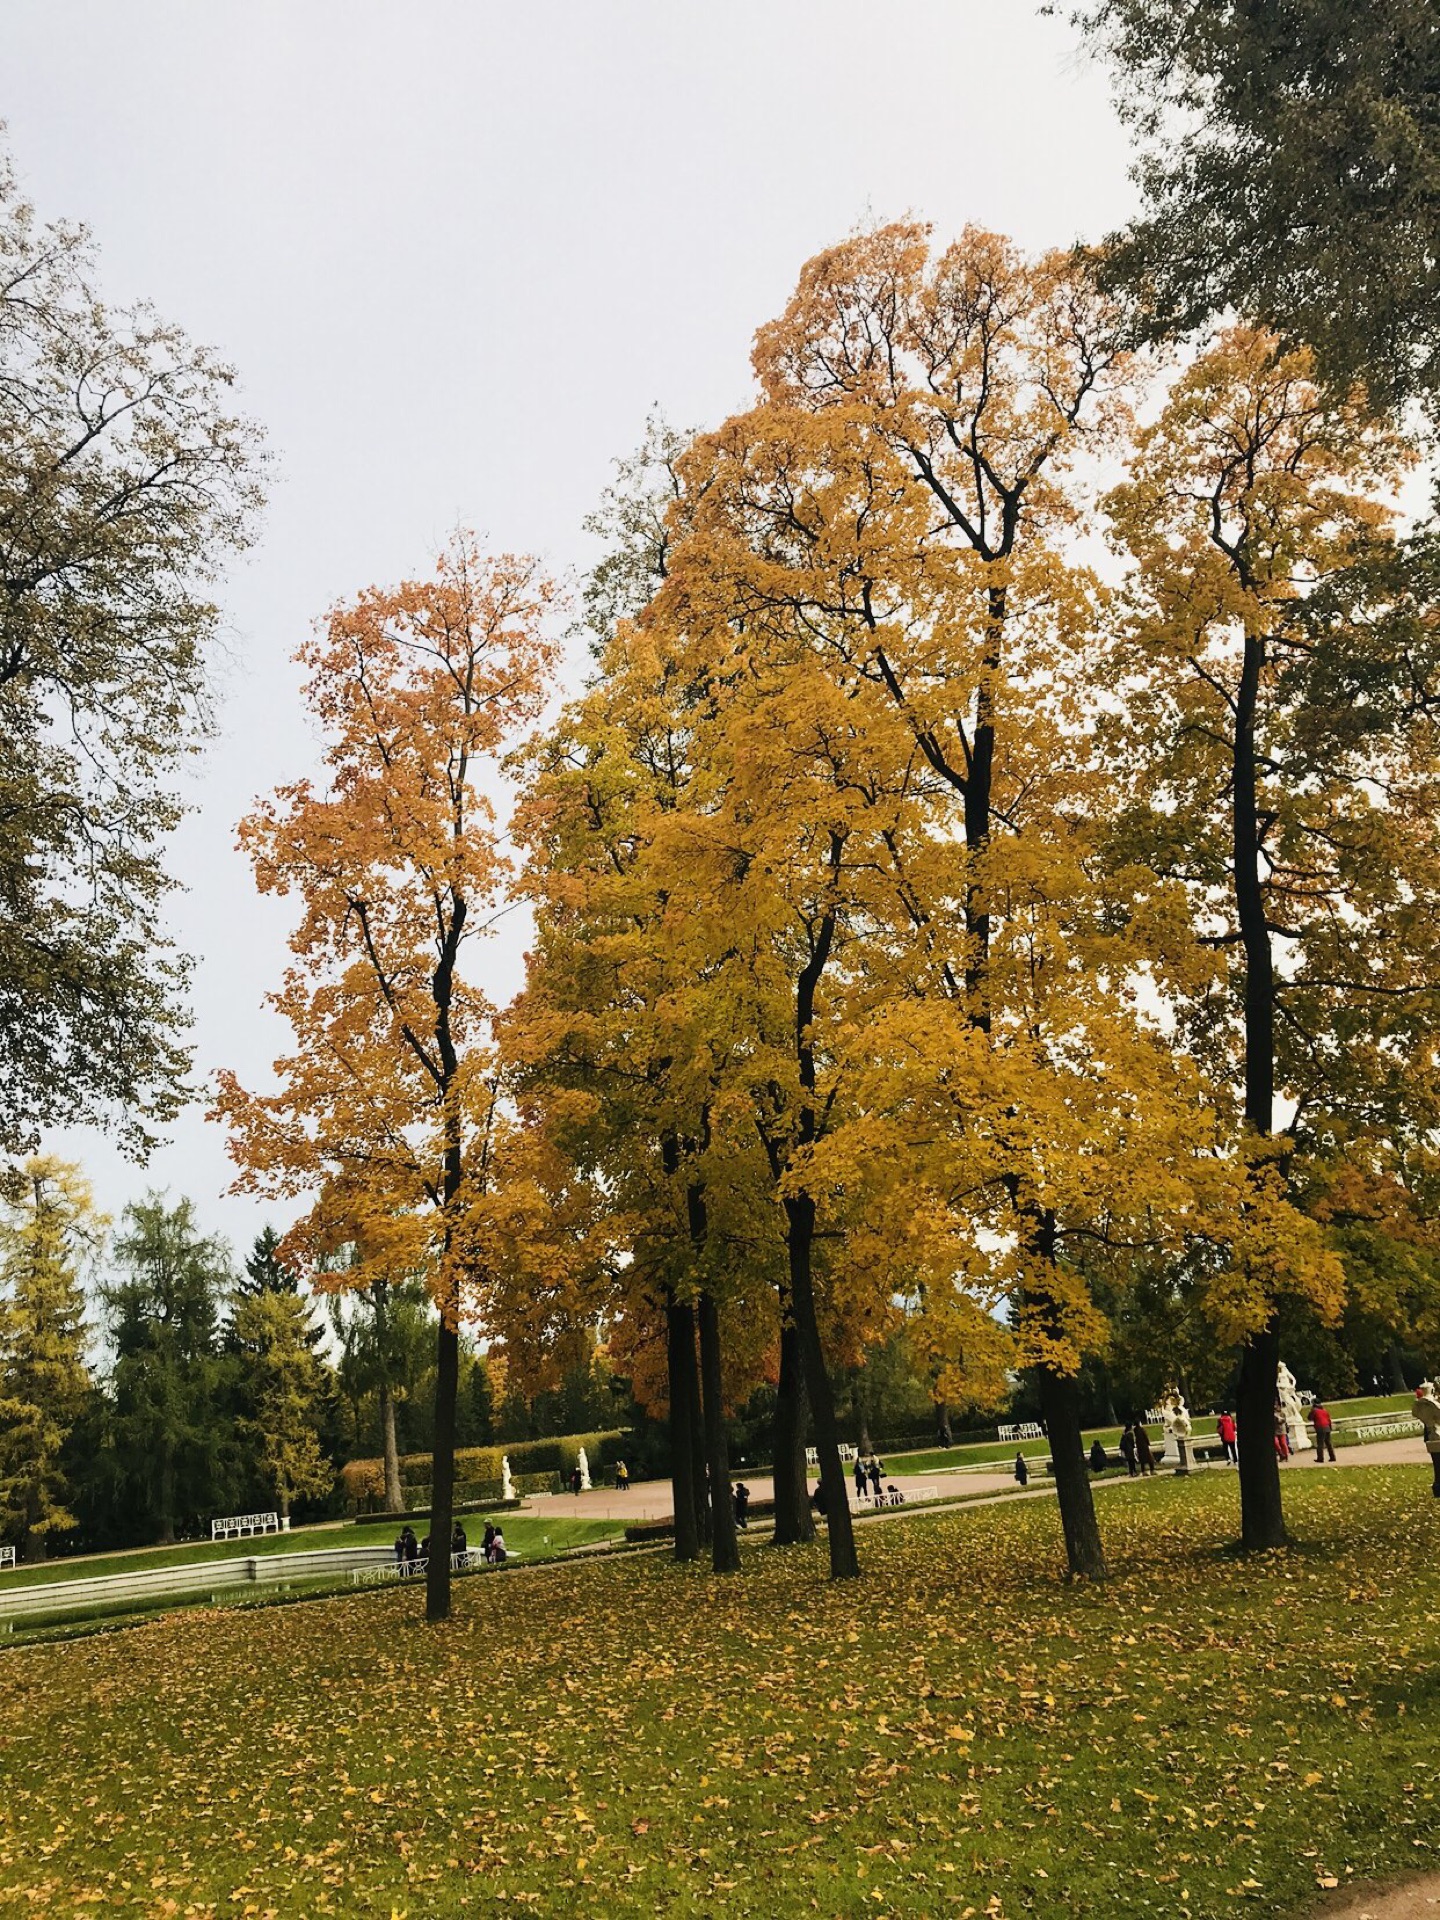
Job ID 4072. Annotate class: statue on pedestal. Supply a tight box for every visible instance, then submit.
[1277,1360,1312,1457]
[501,1455,514,1502]
[1160,1388,1193,1471]
[578,1447,592,1493]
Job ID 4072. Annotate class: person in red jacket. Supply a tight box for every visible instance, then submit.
[1216,1410,1238,1466]
[1311,1399,1337,1463]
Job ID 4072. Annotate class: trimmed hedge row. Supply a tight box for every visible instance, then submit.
[341,1430,631,1510]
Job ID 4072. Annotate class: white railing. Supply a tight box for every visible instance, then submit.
[0,1546,14,1572]
[1336,1413,1422,1442]
[353,1549,520,1585]
[997,1422,1044,1442]
[0,1543,393,1627]
[211,1511,281,1540]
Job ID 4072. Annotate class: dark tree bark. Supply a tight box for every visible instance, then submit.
[771,1312,815,1546]
[698,1289,740,1574]
[425,1307,460,1622]
[679,1304,710,1549]
[665,1290,702,1563]
[1389,1341,1410,1394]
[1231,626,1287,1551]
[786,1191,858,1580]
[1236,1316,1288,1550]
[1035,1362,1106,1580]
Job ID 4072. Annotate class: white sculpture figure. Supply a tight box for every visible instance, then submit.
[578,1447,592,1493]
[1277,1360,1312,1457]
[1415,1382,1440,1498]
[501,1455,514,1502]
[1160,1388,1192,1469]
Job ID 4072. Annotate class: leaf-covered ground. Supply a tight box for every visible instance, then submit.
[0,1468,1436,1917]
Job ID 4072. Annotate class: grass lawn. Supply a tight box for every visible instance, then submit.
[1,1469,1438,1916]
[887,1393,1418,1476]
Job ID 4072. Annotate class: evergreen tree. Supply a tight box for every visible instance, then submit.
[230,1289,335,1521]
[104,1196,236,1544]
[0,1157,102,1560]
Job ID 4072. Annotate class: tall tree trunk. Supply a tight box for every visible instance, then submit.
[1036,1362,1106,1580]
[698,1290,740,1574]
[425,1305,460,1624]
[1232,627,1287,1551]
[158,1451,175,1546]
[854,1370,874,1458]
[786,1192,858,1580]
[1388,1341,1409,1394]
[934,1398,952,1446]
[681,1302,710,1548]
[665,1290,701,1563]
[771,1311,815,1546]
[1237,1316,1288,1550]
[380,1381,404,1513]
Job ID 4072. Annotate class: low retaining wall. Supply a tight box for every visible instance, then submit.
[0,1543,395,1627]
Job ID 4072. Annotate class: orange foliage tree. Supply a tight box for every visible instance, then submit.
[214,536,556,1622]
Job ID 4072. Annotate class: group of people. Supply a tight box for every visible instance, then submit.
[852,1454,896,1505]
[391,1519,507,1572]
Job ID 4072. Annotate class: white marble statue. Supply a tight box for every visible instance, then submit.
[1159,1387,1192,1468]
[1277,1360,1312,1457]
[578,1447,592,1493]
[501,1455,513,1502]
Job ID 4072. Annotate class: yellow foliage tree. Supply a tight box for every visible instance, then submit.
[215,535,556,1621]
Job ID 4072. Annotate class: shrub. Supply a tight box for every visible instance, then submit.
[346,1431,630,1508]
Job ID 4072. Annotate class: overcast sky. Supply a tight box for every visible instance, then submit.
[6,1,1137,1259]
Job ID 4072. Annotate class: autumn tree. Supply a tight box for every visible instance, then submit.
[1106,328,1440,1547]
[0,143,264,1154]
[0,1156,102,1560]
[215,537,556,1621]
[326,1248,433,1514]
[658,224,1202,1580]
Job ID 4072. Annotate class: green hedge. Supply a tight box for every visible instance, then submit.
[394,1431,629,1489]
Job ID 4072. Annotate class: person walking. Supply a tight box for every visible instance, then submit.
[1310,1400,1337,1463]
[868,1458,884,1502]
[1135,1423,1156,1476]
[733,1481,751,1529]
[1119,1423,1138,1477]
[1216,1409,1239,1466]
[615,1459,630,1493]
[1014,1451,1029,1487]
[1414,1383,1440,1497]
[1273,1405,1291,1462]
[853,1455,868,1502]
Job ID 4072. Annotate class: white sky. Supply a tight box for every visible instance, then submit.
[6,0,1137,1259]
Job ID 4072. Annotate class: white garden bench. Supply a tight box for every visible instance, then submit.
[211,1511,281,1540]
[998,1422,1044,1442]
[0,1546,14,1572]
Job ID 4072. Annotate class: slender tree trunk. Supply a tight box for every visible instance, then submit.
[1237,1316,1288,1550]
[771,1312,815,1546]
[1036,1362,1106,1580]
[681,1303,710,1548]
[665,1291,701,1562]
[380,1382,404,1513]
[158,1452,175,1546]
[425,1307,460,1623]
[1232,627,1287,1551]
[1388,1341,1409,1394]
[786,1192,858,1580]
[934,1398,952,1447]
[698,1291,740,1574]
[854,1371,874,1458]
